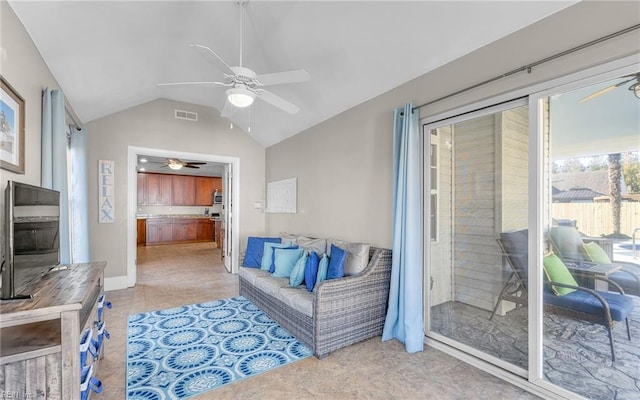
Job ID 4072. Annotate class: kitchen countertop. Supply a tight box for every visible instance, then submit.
[137,214,221,220]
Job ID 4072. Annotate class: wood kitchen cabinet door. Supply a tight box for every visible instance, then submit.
[172,220,197,242]
[137,219,146,246]
[172,175,196,205]
[212,177,223,193]
[137,173,147,205]
[146,220,172,244]
[197,219,214,241]
[147,174,172,205]
[195,177,214,206]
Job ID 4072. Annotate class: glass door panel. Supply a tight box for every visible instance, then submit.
[427,104,530,372]
[543,71,639,399]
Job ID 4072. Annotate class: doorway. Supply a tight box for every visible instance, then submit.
[127,146,240,288]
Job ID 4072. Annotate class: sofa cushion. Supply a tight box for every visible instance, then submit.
[280,232,300,244]
[261,242,292,271]
[239,267,271,287]
[329,239,370,276]
[253,275,291,298]
[305,252,320,292]
[272,248,304,278]
[243,237,281,268]
[297,237,327,255]
[270,246,298,273]
[278,287,313,317]
[290,251,308,286]
[327,244,346,280]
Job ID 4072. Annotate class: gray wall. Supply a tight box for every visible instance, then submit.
[264,1,640,249]
[86,98,266,278]
[0,2,63,258]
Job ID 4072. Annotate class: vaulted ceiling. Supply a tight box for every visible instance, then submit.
[9,1,575,147]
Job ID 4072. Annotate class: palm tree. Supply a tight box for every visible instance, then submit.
[608,153,622,236]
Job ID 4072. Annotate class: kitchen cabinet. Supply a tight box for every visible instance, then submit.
[145,174,172,205]
[137,173,147,204]
[212,177,223,193]
[195,177,214,206]
[137,219,146,246]
[172,219,198,242]
[214,220,223,250]
[146,219,173,244]
[197,219,214,241]
[172,176,196,205]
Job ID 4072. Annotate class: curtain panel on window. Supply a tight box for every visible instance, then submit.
[382,103,424,353]
[69,126,90,263]
[41,89,70,264]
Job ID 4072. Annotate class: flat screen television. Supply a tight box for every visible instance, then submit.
[1,181,61,300]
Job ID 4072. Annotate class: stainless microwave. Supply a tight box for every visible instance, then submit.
[213,191,223,204]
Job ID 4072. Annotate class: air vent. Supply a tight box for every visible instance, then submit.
[175,109,198,121]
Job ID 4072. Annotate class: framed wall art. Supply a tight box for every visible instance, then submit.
[0,76,25,174]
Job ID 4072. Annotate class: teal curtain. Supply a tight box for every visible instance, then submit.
[41,89,70,264]
[69,126,90,263]
[382,103,424,353]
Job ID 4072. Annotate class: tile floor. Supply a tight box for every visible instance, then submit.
[99,242,540,399]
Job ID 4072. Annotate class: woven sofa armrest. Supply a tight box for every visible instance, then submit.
[312,247,392,357]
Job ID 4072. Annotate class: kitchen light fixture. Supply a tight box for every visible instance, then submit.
[140,158,148,163]
[226,86,255,108]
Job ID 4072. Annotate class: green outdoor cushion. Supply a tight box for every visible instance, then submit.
[543,253,578,296]
[583,242,612,264]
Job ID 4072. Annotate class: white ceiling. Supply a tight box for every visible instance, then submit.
[10,1,575,147]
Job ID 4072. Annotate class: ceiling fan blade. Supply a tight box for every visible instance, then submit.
[578,76,637,103]
[256,69,310,86]
[183,165,200,169]
[157,81,231,87]
[185,162,206,165]
[256,89,300,114]
[221,101,234,118]
[189,43,235,75]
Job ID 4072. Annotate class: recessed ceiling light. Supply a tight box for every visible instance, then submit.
[140,158,148,163]
[139,167,146,171]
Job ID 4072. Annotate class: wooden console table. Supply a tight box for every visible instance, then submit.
[0,262,106,399]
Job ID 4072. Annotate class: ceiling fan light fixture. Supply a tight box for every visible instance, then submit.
[226,87,255,108]
[630,82,640,99]
[168,162,183,170]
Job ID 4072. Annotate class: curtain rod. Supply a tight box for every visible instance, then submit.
[407,23,640,113]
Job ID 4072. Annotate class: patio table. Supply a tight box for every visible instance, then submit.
[564,261,622,291]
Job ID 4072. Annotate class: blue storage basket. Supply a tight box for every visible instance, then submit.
[80,364,102,400]
[97,294,112,322]
[79,328,97,369]
[95,320,111,354]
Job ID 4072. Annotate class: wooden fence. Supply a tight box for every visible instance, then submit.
[552,202,640,238]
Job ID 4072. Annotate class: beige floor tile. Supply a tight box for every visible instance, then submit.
[99,242,539,399]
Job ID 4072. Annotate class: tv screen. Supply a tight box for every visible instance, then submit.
[2,181,60,300]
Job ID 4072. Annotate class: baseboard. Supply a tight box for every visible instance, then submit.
[105,275,129,291]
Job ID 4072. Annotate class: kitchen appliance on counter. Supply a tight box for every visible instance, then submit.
[213,191,223,204]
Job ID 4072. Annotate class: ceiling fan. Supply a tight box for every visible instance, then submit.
[157,0,310,117]
[578,73,640,103]
[161,158,206,171]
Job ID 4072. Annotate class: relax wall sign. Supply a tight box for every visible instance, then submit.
[99,160,115,223]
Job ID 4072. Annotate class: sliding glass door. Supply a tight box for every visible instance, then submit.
[426,100,530,375]
[424,61,639,398]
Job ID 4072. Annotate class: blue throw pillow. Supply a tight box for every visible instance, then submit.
[316,253,329,286]
[261,242,291,271]
[243,237,281,268]
[272,248,304,278]
[304,252,320,292]
[290,250,308,286]
[327,244,347,280]
[270,246,298,273]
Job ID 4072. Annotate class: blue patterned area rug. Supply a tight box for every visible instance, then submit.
[126,296,312,399]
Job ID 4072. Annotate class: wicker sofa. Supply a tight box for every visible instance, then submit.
[239,245,392,358]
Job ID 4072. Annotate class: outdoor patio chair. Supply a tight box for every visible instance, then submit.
[549,226,640,296]
[494,229,634,361]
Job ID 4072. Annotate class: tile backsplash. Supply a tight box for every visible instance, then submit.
[137,205,222,216]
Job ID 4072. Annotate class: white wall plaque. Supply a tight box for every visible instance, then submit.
[98,159,115,223]
[266,177,297,213]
